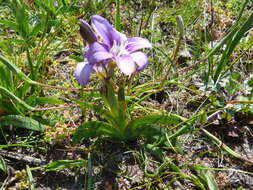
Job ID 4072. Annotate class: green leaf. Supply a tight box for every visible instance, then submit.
[0,55,35,84]
[26,165,35,190]
[100,81,127,130]
[201,129,242,159]
[204,170,218,190]
[72,121,116,144]
[87,154,93,190]
[125,114,186,142]
[105,80,119,117]
[206,0,249,59]
[0,86,34,110]
[143,143,164,161]
[166,161,206,190]
[132,124,167,142]
[0,115,45,132]
[117,86,127,129]
[214,11,253,82]
[75,100,102,113]
[194,165,219,190]
[0,19,18,30]
[35,97,65,105]
[167,124,192,140]
[118,86,125,102]
[42,160,87,172]
[30,22,43,37]
[0,63,13,91]
[128,114,185,130]
[17,83,32,99]
[0,156,7,173]
[206,26,238,59]
[10,0,31,40]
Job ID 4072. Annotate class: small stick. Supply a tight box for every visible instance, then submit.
[34,82,98,92]
[31,104,80,111]
[0,149,46,165]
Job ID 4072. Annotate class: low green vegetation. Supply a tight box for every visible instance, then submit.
[0,0,253,189]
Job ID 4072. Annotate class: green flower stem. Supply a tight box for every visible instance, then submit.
[100,80,129,140]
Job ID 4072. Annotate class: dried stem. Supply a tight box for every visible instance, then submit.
[34,82,98,92]
[31,104,80,112]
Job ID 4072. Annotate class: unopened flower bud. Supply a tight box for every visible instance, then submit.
[79,19,97,44]
[176,15,184,36]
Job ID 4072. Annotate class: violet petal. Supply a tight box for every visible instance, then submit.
[115,55,136,75]
[130,51,148,71]
[112,28,127,45]
[126,37,152,53]
[86,42,113,64]
[91,15,125,47]
[74,62,93,86]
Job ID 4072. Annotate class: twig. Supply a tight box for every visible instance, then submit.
[31,104,80,111]
[34,82,98,92]
[0,149,46,165]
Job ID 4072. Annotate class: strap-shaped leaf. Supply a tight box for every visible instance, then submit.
[72,121,118,144]
[0,85,34,110]
[132,124,167,142]
[0,55,34,84]
[35,97,65,105]
[128,114,185,130]
[143,143,164,161]
[214,11,253,82]
[0,20,18,30]
[0,63,13,90]
[42,160,87,172]
[0,115,44,132]
[0,156,7,173]
[193,165,219,190]
[206,0,249,59]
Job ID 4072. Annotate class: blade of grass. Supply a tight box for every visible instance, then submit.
[0,63,14,91]
[201,128,253,164]
[205,0,249,59]
[0,86,34,110]
[214,10,253,82]
[26,49,34,80]
[0,115,45,132]
[87,153,93,190]
[26,165,35,190]
[0,55,92,92]
[196,165,219,190]
[10,0,31,40]
[0,55,34,84]
[0,156,7,173]
[42,160,87,172]
[115,0,121,31]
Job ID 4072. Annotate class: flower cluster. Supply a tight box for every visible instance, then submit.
[75,15,152,86]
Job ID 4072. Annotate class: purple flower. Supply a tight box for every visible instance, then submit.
[75,15,152,86]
